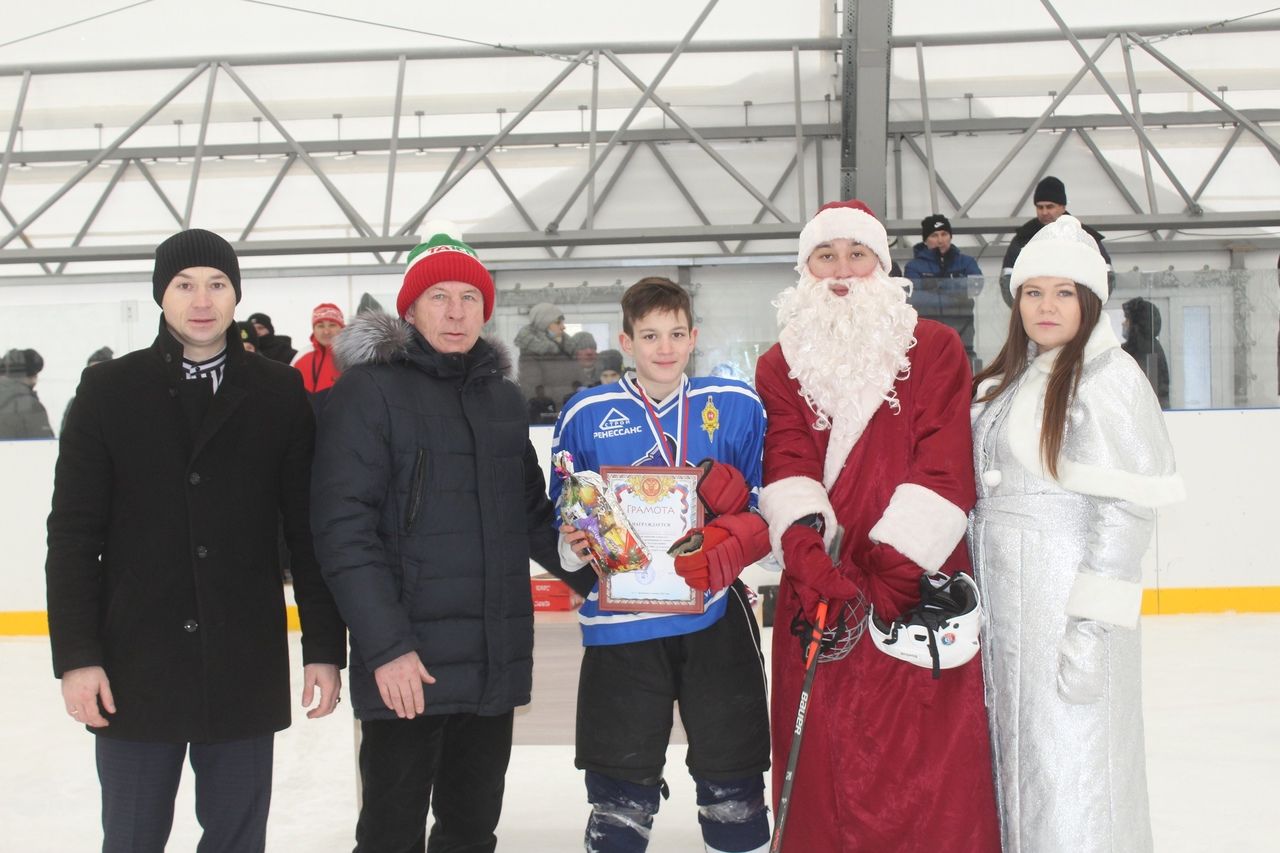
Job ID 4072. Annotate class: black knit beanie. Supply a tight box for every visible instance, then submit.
[152,229,241,306]
[921,214,952,241]
[247,312,274,335]
[1034,176,1067,206]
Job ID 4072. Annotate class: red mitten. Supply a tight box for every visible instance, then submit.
[780,524,863,620]
[693,458,751,518]
[670,512,771,592]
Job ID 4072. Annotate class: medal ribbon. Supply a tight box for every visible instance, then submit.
[637,379,690,467]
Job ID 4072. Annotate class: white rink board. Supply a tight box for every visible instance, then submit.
[3,408,1277,614]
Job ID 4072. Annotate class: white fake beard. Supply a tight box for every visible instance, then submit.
[775,268,918,430]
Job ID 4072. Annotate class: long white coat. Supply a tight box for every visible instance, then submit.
[968,322,1183,853]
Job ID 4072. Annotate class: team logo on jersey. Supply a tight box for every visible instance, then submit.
[700,397,720,442]
[599,408,630,431]
[594,407,644,440]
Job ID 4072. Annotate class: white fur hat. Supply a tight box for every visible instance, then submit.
[796,200,892,274]
[1009,214,1109,303]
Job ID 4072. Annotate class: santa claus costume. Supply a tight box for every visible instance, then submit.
[756,201,1000,852]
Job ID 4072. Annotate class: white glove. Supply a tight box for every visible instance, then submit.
[1056,618,1108,705]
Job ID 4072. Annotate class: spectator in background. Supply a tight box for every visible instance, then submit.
[292,303,344,409]
[595,349,624,386]
[0,348,54,440]
[1000,176,1112,307]
[357,293,386,317]
[904,214,982,282]
[568,330,598,390]
[237,321,260,353]
[527,384,557,425]
[61,347,114,433]
[514,302,578,403]
[247,312,297,364]
[905,214,983,363]
[514,302,569,357]
[1121,297,1171,409]
[561,380,584,409]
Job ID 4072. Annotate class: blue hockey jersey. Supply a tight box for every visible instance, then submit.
[550,372,766,646]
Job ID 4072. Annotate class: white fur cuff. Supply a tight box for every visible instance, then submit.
[759,476,836,564]
[867,483,967,574]
[1065,571,1144,629]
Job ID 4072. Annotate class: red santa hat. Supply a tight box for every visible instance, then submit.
[796,199,892,274]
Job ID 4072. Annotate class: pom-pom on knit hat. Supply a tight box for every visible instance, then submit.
[796,199,892,274]
[397,222,495,320]
[1009,214,1109,303]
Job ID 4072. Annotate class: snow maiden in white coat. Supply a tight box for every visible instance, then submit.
[968,215,1184,853]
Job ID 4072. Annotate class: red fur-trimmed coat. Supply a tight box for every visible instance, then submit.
[756,319,1000,852]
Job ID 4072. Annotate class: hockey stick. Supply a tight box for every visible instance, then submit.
[770,596,829,853]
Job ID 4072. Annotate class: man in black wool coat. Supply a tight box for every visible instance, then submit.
[46,228,347,853]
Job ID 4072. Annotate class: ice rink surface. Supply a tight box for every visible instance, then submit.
[3,612,1276,851]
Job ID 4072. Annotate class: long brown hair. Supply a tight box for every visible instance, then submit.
[972,281,1103,478]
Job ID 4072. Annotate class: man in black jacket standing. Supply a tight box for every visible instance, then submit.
[246,311,298,364]
[312,226,582,853]
[999,176,1112,306]
[46,228,346,853]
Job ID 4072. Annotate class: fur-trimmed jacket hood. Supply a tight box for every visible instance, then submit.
[333,310,515,379]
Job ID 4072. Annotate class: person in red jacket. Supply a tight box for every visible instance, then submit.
[755,200,1000,852]
[293,302,344,407]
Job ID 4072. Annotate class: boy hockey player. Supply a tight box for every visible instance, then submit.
[552,276,772,853]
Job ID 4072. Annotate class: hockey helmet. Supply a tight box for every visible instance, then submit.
[869,572,982,678]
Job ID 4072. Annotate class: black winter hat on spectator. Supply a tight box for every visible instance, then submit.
[1034,176,1067,206]
[1,348,43,377]
[247,312,274,335]
[152,229,241,306]
[921,214,952,241]
[87,347,114,366]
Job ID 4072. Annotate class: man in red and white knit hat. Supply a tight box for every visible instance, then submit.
[311,223,570,852]
[291,302,345,406]
[755,200,1001,851]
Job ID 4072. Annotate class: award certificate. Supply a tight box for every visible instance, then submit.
[597,466,704,613]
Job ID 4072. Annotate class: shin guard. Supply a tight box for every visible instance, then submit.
[694,775,770,853]
[584,771,663,853]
